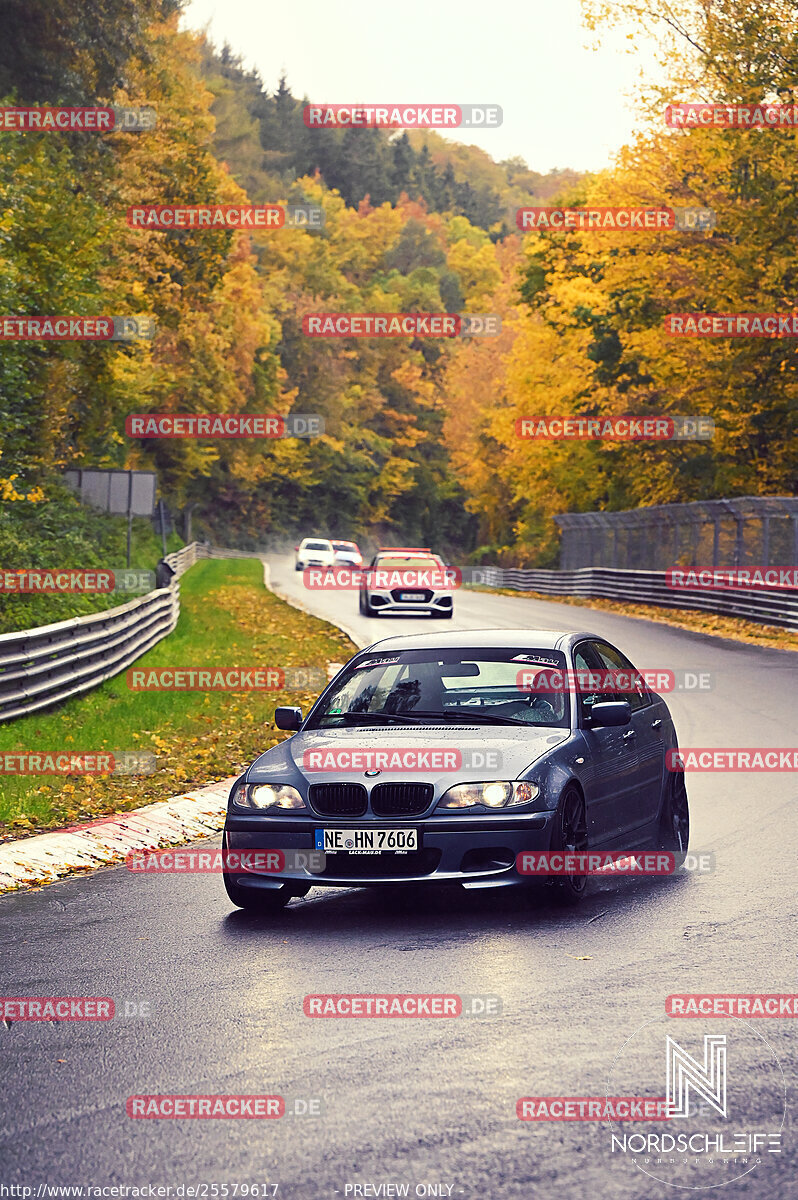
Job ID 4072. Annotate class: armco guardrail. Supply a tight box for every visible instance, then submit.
[475,566,798,631]
[163,541,202,575]
[0,541,236,723]
[0,587,179,722]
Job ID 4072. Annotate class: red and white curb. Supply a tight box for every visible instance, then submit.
[0,777,236,893]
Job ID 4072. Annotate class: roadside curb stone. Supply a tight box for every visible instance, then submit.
[0,777,235,894]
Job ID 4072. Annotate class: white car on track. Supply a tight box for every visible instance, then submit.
[332,540,363,568]
[295,537,335,571]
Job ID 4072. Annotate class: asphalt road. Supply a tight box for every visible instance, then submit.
[1,559,796,1199]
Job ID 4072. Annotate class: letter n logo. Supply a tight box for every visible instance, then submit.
[666,1035,727,1119]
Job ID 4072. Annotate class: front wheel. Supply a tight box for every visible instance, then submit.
[223,875,294,911]
[548,786,589,904]
[657,771,690,853]
[222,832,309,911]
[359,592,375,616]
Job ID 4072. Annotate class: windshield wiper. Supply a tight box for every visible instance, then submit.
[318,711,423,726]
[408,708,530,727]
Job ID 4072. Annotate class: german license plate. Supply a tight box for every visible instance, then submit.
[315,828,418,854]
[399,592,425,601]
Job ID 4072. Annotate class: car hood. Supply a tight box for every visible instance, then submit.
[247,723,571,786]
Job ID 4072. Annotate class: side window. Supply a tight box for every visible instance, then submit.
[573,642,607,725]
[593,642,650,711]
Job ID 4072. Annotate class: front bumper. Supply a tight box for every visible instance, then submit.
[363,590,454,616]
[224,811,555,889]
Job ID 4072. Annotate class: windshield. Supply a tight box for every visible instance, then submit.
[374,556,441,569]
[333,542,358,551]
[307,648,571,729]
[304,540,332,551]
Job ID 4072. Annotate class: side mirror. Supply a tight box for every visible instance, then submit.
[294,545,299,551]
[588,700,632,728]
[275,706,303,731]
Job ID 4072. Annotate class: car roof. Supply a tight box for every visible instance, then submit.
[360,629,604,653]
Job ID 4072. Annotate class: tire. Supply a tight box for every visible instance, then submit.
[360,592,376,617]
[223,874,294,911]
[657,770,690,853]
[222,832,309,911]
[295,561,303,571]
[548,785,589,904]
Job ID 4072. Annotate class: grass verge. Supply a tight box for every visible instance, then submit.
[468,586,798,652]
[0,557,358,838]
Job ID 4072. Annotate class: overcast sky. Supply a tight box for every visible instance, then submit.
[182,0,657,174]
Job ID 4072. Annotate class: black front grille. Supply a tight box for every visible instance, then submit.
[389,588,434,603]
[371,782,434,816]
[309,782,368,816]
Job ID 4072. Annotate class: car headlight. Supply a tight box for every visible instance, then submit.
[437,781,540,810]
[234,784,306,811]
